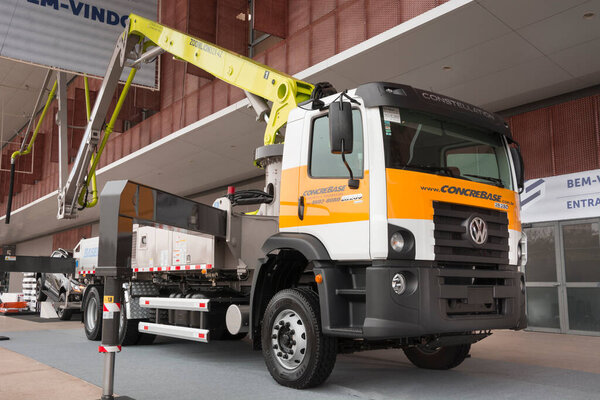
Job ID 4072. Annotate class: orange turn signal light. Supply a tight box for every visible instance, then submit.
[315,274,323,284]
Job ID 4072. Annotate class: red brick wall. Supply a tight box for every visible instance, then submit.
[0,0,449,216]
[508,95,600,180]
[52,225,93,251]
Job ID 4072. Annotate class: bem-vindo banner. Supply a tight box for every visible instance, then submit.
[521,169,600,223]
[0,0,158,87]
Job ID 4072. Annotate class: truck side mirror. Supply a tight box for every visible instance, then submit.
[329,101,359,189]
[510,147,524,193]
[329,101,353,154]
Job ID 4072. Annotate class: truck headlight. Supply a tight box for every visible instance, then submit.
[387,225,415,259]
[392,273,407,295]
[390,232,405,252]
[70,282,85,293]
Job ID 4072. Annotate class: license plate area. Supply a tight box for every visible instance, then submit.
[445,287,498,316]
[467,286,493,305]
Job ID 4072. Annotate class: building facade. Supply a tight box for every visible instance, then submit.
[506,92,600,335]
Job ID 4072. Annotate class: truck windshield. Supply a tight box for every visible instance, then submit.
[381,107,513,190]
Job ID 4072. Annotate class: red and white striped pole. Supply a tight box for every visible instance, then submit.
[100,277,122,400]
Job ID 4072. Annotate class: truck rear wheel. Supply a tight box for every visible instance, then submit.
[403,344,471,370]
[84,286,102,340]
[119,310,141,346]
[136,331,156,345]
[117,311,156,345]
[262,288,337,389]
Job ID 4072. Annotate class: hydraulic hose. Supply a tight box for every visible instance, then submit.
[78,68,137,208]
[5,164,16,224]
[5,80,58,224]
[78,75,100,208]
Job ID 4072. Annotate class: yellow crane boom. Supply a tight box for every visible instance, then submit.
[56,14,317,219]
[129,14,314,145]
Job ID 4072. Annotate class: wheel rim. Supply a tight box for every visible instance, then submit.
[86,297,98,330]
[35,279,42,301]
[271,309,307,370]
[57,294,65,317]
[119,306,126,333]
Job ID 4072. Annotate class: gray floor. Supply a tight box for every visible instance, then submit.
[1,326,599,400]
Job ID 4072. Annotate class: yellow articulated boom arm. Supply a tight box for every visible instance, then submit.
[58,14,316,219]
[129,14,314,145]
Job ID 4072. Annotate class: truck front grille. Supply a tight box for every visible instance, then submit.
[433,201,509,265]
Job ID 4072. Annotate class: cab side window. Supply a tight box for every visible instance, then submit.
[309,110,364,178]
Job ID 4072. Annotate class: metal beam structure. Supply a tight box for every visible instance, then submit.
[0,255,75,274]
[56,72,69,190]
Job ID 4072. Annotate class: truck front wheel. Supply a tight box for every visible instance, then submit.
[261,288,337,389]
[403,344,471,370]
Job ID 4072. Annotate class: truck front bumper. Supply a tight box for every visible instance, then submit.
[316,263,527,340]
[362,265,526,339]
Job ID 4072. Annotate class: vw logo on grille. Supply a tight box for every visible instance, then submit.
[468,217,488,245]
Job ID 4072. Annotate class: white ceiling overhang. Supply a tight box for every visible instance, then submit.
[0,59,75,151]
[2,0,600,244]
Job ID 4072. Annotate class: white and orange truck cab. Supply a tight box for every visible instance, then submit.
[270,81,526,344]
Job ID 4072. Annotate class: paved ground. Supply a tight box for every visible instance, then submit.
[1,314,599,400]
[0,347,102,400]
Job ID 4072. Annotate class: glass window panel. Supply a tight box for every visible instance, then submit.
[310,110,364,179]
[447,147,501,182]
[526,287,560,329]
[523,226,557,282]
[567,288,600,332]
[381,108,512,189]
[562,222,600,282]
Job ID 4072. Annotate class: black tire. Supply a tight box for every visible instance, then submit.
[262,288,337,389]
[403,344,471,370]
[57,292,73,321]
[35,277,47,303]
[117,310,156,345]
[83,286,102,341]
[119,309,141,346]
[136,331,156,345]
[219,331,247,341]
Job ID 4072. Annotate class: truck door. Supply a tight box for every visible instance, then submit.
[294,108,370,260]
